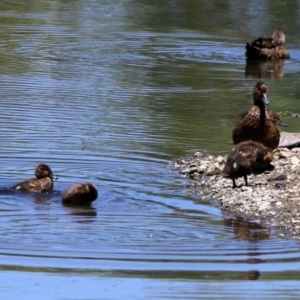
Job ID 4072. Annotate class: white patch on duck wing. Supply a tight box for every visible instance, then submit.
[239,151,248,157]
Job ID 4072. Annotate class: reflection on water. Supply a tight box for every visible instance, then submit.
[0,0,300,299]
[245,59,286,79]
[64,205,97,217]
[224,217,270,241]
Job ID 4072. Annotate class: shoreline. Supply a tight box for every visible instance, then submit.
[173,145,300,240]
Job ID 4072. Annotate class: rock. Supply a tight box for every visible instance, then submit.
[207,166,222,176]
[190,172,200,180]
[279,132,300,149]
[278,150,295,159]
[193,151,205,158]
[216,155,225,164]
[291,147,300,153]
[290,156,300,167]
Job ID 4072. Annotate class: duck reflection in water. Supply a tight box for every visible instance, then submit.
[247,270,261,281]
[245,59,285,79]
[65,206,97,219]
[9,164,57,193]
[224,217,270,241]
[224,217,269,272]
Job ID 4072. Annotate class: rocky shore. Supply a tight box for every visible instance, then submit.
[173,132,300,240]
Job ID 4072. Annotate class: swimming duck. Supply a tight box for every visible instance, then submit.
[62,183,98,205]
[232,82,281,150]
[222,141,274,188]
[9,163,56,193]
[245,28,290,59]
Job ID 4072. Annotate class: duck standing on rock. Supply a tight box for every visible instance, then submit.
[9,163,57,193]
[232,82,282,150]
[222,141,274,188]
[245,28,290,59]
[62,183,98,205]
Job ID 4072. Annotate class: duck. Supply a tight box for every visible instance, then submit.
[62,183,98,205]
[9,163,57,193]
[222,141,274,188]
[232,82,282,150]
[239,110,286,127]
[245,28,290,59]
[269,111,287,127]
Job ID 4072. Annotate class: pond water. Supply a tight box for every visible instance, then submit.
[1,0,300,299]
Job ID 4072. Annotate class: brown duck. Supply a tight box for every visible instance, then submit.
[9,163,56,193]
[232,82,282,150]
[62,183,98,205]
[269,111,287,127]
[222,141,274,188]
[246,28,290,59]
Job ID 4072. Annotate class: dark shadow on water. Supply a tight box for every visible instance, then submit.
[246,270,261,280]
[0,187,57,202]
[224,216,270,241]
[62,203,97,219]
[245,59,285,79]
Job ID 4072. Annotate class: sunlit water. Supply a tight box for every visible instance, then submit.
[1,0,300,299]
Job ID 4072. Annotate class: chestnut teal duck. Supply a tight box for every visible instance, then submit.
[62,183,98,205]
[9,163,56,193]
[232,82,282,150]
[222,141,274,188]
[269,111,287,127]
[246,28,290,60]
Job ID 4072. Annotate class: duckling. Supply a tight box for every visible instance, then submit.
[62,183,98,205]
[246,28,290,59]
[222,141,274,188]
[232,82,281,150]
[9,163,56,193]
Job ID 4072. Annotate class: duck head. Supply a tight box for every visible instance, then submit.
[272,28,286,46]
[253,82,269,106]
[35,164,58,180]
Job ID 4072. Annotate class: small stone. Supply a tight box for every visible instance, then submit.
[216,156,225,164]
[291,156,300,167]
[291,219,300,224]
[291,147,300,153]
[193,151,205,158]
[190,172,200,180]
[207,166,222,176]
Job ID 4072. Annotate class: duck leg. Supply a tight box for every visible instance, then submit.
[243,175,249,186]
[232,178,237,188]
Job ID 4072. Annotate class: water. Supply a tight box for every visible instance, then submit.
[1,0,300,299]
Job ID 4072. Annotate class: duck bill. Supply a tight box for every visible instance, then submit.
[262,93,270,105]
[51,174,59,180]
[279,121,288,127]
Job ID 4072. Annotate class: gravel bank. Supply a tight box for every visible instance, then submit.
[173,147,300,240]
